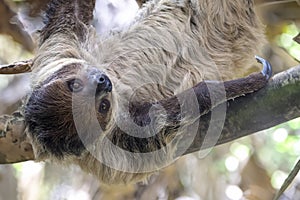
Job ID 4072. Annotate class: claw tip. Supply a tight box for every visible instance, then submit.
[255,55,272,80]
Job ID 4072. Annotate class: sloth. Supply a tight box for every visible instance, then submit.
[23,0,271,184]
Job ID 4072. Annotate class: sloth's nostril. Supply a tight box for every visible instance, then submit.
[94,74,112,94]
[98,75,106,84]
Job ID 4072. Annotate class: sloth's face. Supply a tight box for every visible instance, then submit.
[24,63,113,158]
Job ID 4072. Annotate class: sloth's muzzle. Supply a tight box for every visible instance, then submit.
[95,74,112,94]
[87,69,112,95]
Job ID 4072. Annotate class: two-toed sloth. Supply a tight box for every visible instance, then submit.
[23,0,271,184]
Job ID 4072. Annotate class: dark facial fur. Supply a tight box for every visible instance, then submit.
[24,63,113,158]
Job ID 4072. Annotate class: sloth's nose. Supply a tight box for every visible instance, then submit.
[87,68,112,95]
[95,74,112,94]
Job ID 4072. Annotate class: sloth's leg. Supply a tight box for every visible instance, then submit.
[186,56,273,115]
[223,56,272,100]
[130,57,272,126]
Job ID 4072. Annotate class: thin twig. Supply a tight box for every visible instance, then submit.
[0,60,32,74]
[274,159,300,200]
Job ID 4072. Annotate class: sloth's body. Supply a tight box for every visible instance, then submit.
[24,0,267,184]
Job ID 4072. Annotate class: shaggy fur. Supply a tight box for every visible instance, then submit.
[24,0,266,184]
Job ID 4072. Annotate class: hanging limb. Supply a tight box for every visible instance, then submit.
[0,60,32,74]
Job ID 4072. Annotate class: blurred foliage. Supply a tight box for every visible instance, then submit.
[277,23,300,61]
[0,0,299,200]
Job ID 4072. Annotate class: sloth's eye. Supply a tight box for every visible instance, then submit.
[99,99,110,114]
[67,79,84,92]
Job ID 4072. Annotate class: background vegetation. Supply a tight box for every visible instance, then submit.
[0,0,300,199]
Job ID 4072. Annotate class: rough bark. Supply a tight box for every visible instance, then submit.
[183,64,300,155]
[0,111,34,164]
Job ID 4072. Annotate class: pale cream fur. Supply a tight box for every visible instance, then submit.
[27,0,266,184]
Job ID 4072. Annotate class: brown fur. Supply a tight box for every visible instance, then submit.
[136,0,148,6]
[24,0,266,184]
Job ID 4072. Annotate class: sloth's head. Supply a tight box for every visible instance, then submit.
[24,62,114,159]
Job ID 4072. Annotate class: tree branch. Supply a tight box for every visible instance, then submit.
[0,111,34,164]
[0,60,32,74]
[183,64,300,155]
[0,65,300,164]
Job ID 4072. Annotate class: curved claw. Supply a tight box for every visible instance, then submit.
[255,55,272,80]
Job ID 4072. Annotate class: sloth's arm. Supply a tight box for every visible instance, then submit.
[171,56,272,115]
[130,56,272,128]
